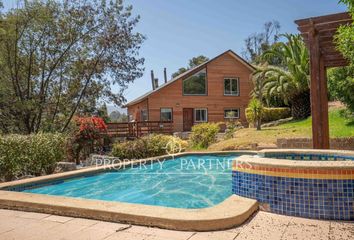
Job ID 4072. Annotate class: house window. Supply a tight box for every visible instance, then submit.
[160,108,173,121]
[224,109,240,119]
[140,109,148,121]
[224,78,239,96]
[194,108,208,122]
[183,69,207,95]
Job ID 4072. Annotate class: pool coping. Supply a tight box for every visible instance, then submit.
[0,150,259,231]
[0,191,258,231]
[259,149,354,158]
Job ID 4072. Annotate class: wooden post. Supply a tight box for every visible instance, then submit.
[308,25,330,149]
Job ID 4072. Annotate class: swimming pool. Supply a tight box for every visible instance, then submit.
[18,154,239,209]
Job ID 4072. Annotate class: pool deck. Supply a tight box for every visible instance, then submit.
[0,209,352,240]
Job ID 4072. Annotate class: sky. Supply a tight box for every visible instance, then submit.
[2,0,348,111]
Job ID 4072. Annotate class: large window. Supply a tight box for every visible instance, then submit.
[224,78,239,96]
[224,109,240,119]
[194,108,208,122]
[140,109,148,121]
[183,69,207,95]
[160,108,173,121]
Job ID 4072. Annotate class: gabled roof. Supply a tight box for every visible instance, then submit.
[124,50,255,107]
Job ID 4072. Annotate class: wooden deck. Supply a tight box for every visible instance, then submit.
[106,121,173,138]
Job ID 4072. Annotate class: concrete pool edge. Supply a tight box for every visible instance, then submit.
[0,150,259,231]
[0,191,258,231]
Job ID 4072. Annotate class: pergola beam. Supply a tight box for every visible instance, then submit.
[295,12,352,149]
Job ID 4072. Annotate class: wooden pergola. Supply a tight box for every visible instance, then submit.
[295,12,352,149]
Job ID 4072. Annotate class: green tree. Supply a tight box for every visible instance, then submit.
[109,110,128,122]
[171,67,188,79]
[97,103,110,123]
[254,34,311,119]
[328,66,354,112]
[248,98,263,130]
[171,55,209,78]
[335,0,354,65]
[0,0,144,134]
[188,55,210,68]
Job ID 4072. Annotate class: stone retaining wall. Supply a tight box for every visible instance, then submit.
[277,138,354,150]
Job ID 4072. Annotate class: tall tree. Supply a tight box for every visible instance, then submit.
[0,0,144,134]
[335,0,354,66]
[329,1,354,114]
[171,55,209,78]
[242,20,281,65]
[254,34,311,119]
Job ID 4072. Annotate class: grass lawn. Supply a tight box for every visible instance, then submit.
[208,107,354,151]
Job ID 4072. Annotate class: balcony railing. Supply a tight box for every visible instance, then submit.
[105,121,173,138]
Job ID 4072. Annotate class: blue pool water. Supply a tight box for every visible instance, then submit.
[21,154,239,209]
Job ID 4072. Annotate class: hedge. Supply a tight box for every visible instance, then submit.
[0,133,67,181]
[246,107,291,124]
[112,134,188,159]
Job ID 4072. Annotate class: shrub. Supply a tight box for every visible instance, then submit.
[111,134,188,159]
[224,121,243,140]
[246,107,291,124]
[189,123,220,148]
[0,133,67,181]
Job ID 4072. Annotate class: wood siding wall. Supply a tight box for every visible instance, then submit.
[128,53,253,132]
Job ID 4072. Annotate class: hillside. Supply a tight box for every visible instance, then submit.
[208,107,354,151]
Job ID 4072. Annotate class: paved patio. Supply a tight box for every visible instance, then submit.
[0,209,352,240]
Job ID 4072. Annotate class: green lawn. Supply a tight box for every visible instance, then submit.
[208,108,354,151]
[279,108,354,137]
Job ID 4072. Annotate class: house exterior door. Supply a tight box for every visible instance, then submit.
[183,108,194,131]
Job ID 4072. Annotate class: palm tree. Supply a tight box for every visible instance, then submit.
[253,34,311,119]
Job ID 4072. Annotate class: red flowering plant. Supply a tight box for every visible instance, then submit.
[76,117,107,140]
[67,116,107,164]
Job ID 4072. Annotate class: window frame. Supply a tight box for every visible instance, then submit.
[129,114,133,122]
[160,108,173,122]
[223,77,240,96]
[140,109,148,121]
[182,68,208,96]
[224,108,240,119]
[194,108,208,123]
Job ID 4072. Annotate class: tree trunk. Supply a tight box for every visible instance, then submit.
[290,90,311,120]
[256,117,262,130]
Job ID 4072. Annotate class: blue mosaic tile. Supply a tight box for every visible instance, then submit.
[232,171,354,220]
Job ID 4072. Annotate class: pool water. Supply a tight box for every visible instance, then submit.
[22,154,239,209]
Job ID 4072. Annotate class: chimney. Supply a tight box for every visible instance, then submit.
[151,70,155,90]
[164,68,167,83]
[154,78,159,89]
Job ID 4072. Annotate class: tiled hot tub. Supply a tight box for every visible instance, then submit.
[232,150,354,220]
